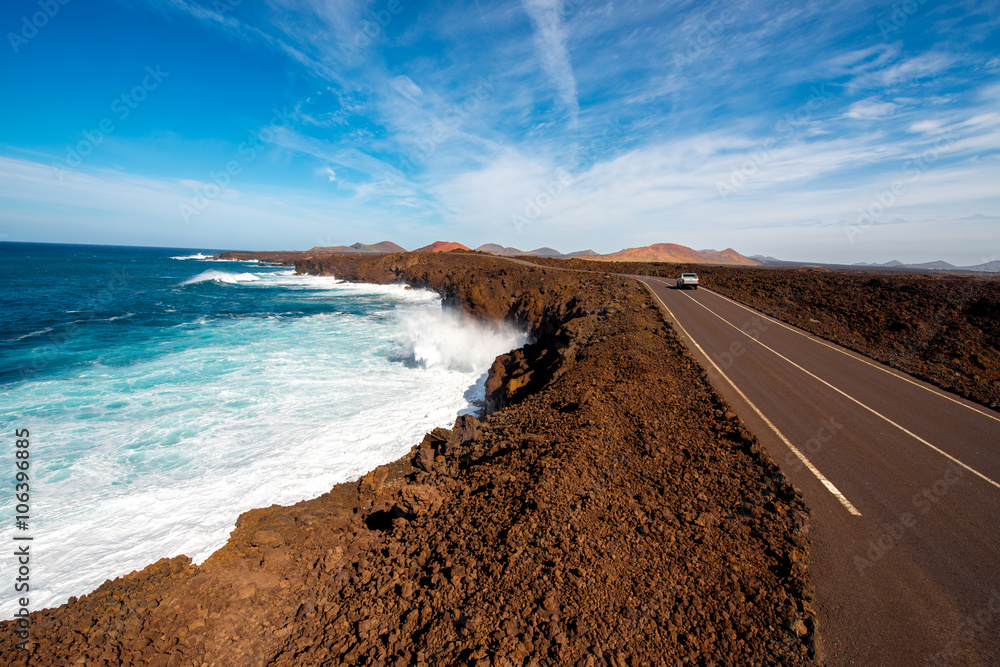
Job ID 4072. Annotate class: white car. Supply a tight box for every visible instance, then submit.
[676,273,699,289]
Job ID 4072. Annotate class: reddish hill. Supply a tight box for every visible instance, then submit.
[583,243,758,266]
[414,241,471,253]
[703,248,758,266]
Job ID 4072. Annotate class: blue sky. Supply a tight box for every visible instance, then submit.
[0,0,998,264]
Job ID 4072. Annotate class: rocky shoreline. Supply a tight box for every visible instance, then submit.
[3,253,817,665]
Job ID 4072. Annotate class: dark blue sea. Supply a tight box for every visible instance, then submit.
[0,242,523,612]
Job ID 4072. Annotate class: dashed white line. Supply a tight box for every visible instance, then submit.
[678,289,1000,492]
[640,281,863,516]
[692,284,1000,425]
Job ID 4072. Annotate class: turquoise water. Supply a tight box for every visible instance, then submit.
[0,243,524,612]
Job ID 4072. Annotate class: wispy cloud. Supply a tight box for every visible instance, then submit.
[520,0,579,123]
[5,0,999,263]
[845,98,898,120]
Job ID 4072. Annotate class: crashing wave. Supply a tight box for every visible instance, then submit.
[180,270,261,286]
[395,308,526,373]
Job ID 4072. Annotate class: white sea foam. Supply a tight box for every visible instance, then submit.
[180,270,261,285]
[1,277,525,615]
[4,326,54,343]
[170,253,211,260]
[396,308,526,373]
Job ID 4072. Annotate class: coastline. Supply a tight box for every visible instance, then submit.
[2,252,817,665]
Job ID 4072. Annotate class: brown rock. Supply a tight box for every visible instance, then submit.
[359,466,389,497]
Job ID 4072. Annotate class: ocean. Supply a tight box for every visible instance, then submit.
[0,243,524,613]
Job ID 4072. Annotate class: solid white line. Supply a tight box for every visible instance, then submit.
[659,277,1000,425]
[640,281,863,516]
[680,291,1000,492]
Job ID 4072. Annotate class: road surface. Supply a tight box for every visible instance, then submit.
[638,276,1000,666]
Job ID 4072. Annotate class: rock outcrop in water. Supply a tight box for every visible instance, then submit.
[3,252,817,666]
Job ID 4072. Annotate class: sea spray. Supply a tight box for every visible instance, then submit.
[0,246,526,616]
[394,308,527,373]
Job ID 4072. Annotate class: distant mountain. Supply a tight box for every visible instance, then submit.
[908,260,957,270]
[476,244,578,258]
[852,258,999,272]
[581,243,758,266]
[964,260,1000,272]
[854,260,906,268]
[414,241,471,253]
[703,248,758,265]
[529,247,564,257]
[586,243,704,263]
[475,243,524,256]
[351,241,406,253]
[308,240,760,265]
[469,242,756,265]
[309,241,406,253]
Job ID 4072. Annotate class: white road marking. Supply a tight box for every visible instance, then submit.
[678,289,1000,492]
[690,283,1000,425]
[640,281,863,516]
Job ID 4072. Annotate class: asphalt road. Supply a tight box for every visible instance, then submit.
[638,276,1000,666]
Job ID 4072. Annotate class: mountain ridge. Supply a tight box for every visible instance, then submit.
[309,241,406,254]
[309,240,758,266]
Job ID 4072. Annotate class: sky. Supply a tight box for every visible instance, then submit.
[0,0,998,264]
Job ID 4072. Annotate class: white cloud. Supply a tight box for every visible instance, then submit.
[909,120,943,134]
[844,98,898,120]
[847,52,958,93]
[388,75,424,100]
[0,156,388,248]
[520,0,579,122]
